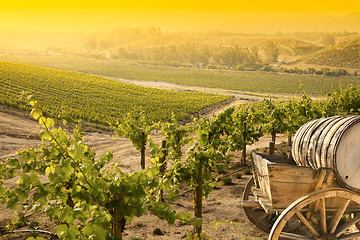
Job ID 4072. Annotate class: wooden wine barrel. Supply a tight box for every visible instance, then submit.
[292,115,360,192]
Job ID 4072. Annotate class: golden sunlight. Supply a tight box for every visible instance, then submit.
[0,0,359,33]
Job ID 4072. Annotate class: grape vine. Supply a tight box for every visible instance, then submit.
[2,85,360,239]
[0,103,189,240]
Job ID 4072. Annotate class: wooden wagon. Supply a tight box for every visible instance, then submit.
[242,116,360,240]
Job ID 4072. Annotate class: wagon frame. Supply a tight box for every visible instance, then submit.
[242,152,360,240]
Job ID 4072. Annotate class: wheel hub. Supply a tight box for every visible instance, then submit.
[318,234,337,240]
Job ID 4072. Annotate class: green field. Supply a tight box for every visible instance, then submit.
[0,61,231,125]
[1,55,359,96]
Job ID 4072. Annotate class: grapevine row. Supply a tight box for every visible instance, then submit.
[0,61,231,125]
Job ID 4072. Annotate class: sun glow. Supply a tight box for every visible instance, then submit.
[2,0,360,11]
[0,0,359,33]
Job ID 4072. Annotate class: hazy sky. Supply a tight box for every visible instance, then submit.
[1,1,359,33]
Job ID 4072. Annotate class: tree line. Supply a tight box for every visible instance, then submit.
[112,43,276,71]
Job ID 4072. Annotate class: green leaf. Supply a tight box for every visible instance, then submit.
[150,201,177,224]
[56,224,68,238]
[92,225,108,240]
[33,185,48,201]
[26,237,46,240]
[68,225,80,239]
[146,166,159,178]
[176,212,193,223]
[60,206,74,224]
[30,108,42,120]
[59,158,74,175]
[190,217,202,227]
[39,116,54,129]
[45,165,55,174]
[45,118,55,129]
[0,186,6,198]
[81,225,93,236]
[7,194,19,209]
[39,130,52,141]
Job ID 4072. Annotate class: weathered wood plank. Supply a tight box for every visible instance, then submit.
[251,153,342,209]
[253,187,273,213]
[268,163,317,208]
[242,200,262,208]
[252,153,272,202]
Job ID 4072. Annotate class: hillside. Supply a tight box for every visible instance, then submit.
[108,34,323,59]
[88,30,360,73]
[271,38,323,56]
[305,39,360,69]
[3,29,359,74]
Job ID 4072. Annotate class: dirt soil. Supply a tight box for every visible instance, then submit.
[0,106,289,240]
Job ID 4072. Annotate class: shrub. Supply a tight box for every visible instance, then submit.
[260,65,274,72]
[235,172,242,179]
[222,177,232,185]
[206,64,219,69]
[243,168,252,175]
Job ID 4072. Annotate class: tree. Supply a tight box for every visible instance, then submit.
[86,36,97,50]
[321,34,336,46]
[263,41,279,64]
[117,47,128,59]
[214,45,255,69]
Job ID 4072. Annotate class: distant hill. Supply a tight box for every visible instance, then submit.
[102,32,360,71]
[305,39,360,69]
[107,34,324,57]
[271,38,323,56]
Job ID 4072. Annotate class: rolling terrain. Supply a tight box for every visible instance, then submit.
[1,28,360,240]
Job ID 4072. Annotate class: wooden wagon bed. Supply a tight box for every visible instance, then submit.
[249,153,340,212]
[242,153,360,240]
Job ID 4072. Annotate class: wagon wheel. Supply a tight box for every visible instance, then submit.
[269,188,360,240]
[243,176,277,233]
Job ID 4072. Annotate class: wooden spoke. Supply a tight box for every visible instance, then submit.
[295,211,320,238]
[279,232,312,240]
[329,198,350,234]
[319,198,327,234]
[338,232,360,240]
[306,169,327,219]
